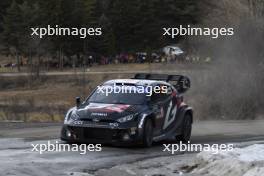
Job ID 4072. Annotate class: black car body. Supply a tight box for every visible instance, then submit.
[61,73,193,147]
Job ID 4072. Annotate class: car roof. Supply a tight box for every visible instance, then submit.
[103,79,170,86]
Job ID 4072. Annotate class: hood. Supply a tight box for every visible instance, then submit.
[72,103,142,121]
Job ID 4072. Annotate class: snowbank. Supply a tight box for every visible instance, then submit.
[192,144,264,176]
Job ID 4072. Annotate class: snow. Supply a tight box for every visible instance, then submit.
[192,144,264,176]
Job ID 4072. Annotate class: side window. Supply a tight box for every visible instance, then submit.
[161,85,172,100]
[163,85,172,97]
[151,84,172,103]
[151,92,161,103]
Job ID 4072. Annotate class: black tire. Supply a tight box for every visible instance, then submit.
[176,114,192,143]
[142,118,154,147]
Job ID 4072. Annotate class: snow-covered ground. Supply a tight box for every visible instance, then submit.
[191,144,264,176]
[1,121,264,176]
[1,139,264,176]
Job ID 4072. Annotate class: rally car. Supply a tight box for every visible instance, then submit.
[61,73,193,147]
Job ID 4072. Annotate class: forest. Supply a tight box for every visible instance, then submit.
[0,0,263,67]
[0,0,199,60]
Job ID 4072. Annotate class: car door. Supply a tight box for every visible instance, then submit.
[150,84,174,135]
[161,85,178,132]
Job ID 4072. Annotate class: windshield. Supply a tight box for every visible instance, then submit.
[88,85,148,105]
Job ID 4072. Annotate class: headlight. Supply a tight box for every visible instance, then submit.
[117,114,137,123]
[70,113,79,121]
[64,111,72,123]
[64,107,76,123]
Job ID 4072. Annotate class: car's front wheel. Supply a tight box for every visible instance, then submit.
[142,118,154,147]
[176,114,192,143]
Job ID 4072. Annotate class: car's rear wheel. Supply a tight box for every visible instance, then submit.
[176,114,192,143]
[142,118,154,147]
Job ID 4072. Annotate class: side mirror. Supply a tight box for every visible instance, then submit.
[175,77,191,94]
[76,97,81,107]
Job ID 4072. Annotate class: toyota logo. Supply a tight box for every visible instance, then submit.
[92,118,100,122]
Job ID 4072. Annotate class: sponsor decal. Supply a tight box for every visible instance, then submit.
[87,103,131,113]
[73,121,83,125]
[91,112,108,117]
[92,118,100,122]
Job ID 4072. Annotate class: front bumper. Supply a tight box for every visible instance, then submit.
[61,123,143,144]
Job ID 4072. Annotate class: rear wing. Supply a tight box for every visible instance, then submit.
[134,73,191,93]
